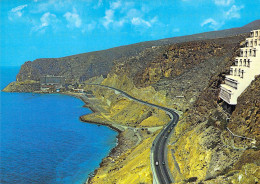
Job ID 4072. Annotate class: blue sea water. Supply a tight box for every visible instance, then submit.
[0,66,118,184]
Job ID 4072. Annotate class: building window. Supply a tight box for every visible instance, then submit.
[256,31,258,37]
[253,50,256,57]
[245,50,247,57]
[255,39,257,46]
[240,51,243,57]
[241,70,244,78]
[235,59,238,66]
[230,69,233,75]
[234,69,237,76]
[250,32,254,37]
[238,69,241,77]
[244,59,247,66]
[248,59,250,67]
[250,40,253,47]
[240,59,242,66]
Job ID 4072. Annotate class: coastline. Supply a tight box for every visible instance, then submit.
[65,92,125,132]
[67,88,170,183]
[1,87,166,183]
[1,88,119,183]
[1,89,125,183]
[65,91,166,184]
[62,92,133,184]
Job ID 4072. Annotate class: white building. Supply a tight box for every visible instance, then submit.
[219,29,260,105]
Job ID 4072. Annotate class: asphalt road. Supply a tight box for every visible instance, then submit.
[152,108,179,184]
[87,84,179,184]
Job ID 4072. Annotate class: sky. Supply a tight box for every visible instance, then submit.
[0,0,259,66]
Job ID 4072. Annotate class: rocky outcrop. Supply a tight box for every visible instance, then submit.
[2,80,40,92]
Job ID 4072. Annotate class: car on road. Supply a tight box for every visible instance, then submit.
[162,161,165,165]
[155,161,159,166]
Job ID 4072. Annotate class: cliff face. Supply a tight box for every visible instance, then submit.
[15,43,160,83]
[17,54,115,83]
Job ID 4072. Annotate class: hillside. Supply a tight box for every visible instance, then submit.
[84,29,259,183]
[14,20,260,84]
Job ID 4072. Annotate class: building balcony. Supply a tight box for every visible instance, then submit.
[219,85,233,104]
[245,38,259,47]
[246,38,254,47]
[240,49,257,57]
[227,68,246,79]
[224,79,238,89]
[250,30,259,38]
[233,58,251,68]
[225,75,240,83]
[221,84,235,92]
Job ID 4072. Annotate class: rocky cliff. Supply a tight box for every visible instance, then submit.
[2,80,40,92]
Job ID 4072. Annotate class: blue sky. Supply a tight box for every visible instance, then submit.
[0,0,259,66]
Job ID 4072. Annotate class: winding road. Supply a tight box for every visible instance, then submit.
[87,84,179,184]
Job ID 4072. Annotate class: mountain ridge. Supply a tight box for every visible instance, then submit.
[15,20,260,83]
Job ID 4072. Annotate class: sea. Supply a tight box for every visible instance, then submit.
[0,66,118,184]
